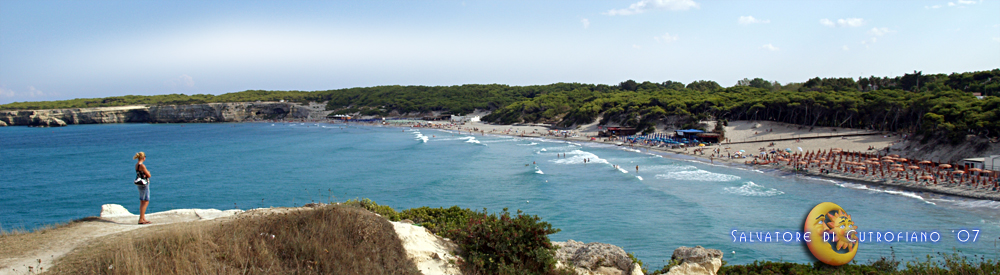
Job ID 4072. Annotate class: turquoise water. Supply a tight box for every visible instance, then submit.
[2,123,998,265]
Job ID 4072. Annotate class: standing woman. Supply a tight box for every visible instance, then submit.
[133,152,152,224]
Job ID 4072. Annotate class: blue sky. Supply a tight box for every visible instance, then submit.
[1,0,998,104]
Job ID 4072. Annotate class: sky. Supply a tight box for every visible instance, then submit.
[1,0,998,104]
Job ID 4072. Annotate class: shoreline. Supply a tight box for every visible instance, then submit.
[393,120,1000,203]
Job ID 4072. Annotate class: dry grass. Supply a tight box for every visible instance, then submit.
[0,217,97,260]
[49,205,420,275]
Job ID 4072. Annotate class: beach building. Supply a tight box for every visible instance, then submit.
[600,127,637,137]
[450,115,481,123]
[329,114,352,120]
[675,129,705,136]
[963,155,1000,171]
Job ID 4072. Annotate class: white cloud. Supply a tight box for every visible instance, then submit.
[868,27,893,36]
[632,44,642,49]
[27,86,45,97]
[842,45,850,51]
[837,18,865,27]
[581,18,590,29]
[994,37,1000,42]
[948,2,956,6]
[0,87,14,98]
[0,86,51,98]
[760,43,779,51]
[925,5,942,9]
[738,16,769,25]
[604,0,699,16]
[166,74,195,88]
[654,32,679,43]
[957,0,976,4]
[821,18,865,27]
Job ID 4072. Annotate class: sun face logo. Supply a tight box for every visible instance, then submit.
[805,202,859,266]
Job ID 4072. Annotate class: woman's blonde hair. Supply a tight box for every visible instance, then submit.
[133,152,146,160]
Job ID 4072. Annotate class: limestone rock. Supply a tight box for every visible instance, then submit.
[0,120,6,126]
[665,246,723,275]
[392,221,462,275]
[100,204,133,217]
[553,240,639,275]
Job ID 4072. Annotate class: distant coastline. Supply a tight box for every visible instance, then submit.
[0,102,323,127]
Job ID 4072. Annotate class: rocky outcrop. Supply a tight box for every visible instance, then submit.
[553,240,643,275]
[0,119,7,126]
[665,246,723,275]
[0,102,313,126]
[391,221,462,275]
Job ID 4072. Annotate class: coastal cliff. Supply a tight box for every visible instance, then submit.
[0,102,314,126]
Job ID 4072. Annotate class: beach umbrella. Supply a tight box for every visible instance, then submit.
[811,160,821,163]
[919,175,933,180]
[969,168,983,172]
[908,165,920,170]
[919,160,932,164]
[897,158,908,162]
[797,161,808,165]
[952,170,965,174]
[889,154,900,157]
[785,148,792,152]
[890,163,903,167]
[856,166,867,170]
[881,159,894,163]
[798,147,803,152]
[891,167,905,172]
[939,164,952,169]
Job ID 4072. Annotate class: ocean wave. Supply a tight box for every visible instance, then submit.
[617,166,629,173]
[535,166,544,174]
[724,181,784,197]
[928,198,1000,209]
[517,142,539,146]
[621,148,642,153]
[414,133,429,143]
[636,176,643,181]
[549,149,609,165]
[837,183,934,205]
[459,136,481,144]
[655,170,741,182]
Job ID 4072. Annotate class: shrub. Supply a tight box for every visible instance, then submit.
[345,199,563,275]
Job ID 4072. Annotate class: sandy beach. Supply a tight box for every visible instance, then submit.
[380,119,999,201]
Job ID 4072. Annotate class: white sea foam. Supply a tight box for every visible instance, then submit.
[621,148,642,153]
[540,148,548,152]
[928,198,1000,209]
[460,136,481,144]
[836,183,934,204]
[655,170,741,182]
[550,149,609,165]
[414,132,429,143]
[535,166,544,174]
[636,176,643,181]
[517,142,539,146]
[724,181,784,197]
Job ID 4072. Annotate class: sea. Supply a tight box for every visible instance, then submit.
[2,122,998,266]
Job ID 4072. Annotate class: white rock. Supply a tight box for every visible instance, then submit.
[392,221,462,275]
[665,246,724,275]
[100,204,133,217]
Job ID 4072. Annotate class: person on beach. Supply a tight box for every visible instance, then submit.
[133,152,152,225]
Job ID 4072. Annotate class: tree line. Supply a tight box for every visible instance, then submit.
[2,69,997,141]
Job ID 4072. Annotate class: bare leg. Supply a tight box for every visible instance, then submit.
[139,200,149,224]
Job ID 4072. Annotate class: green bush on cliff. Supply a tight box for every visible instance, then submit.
[345,199,561,275]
